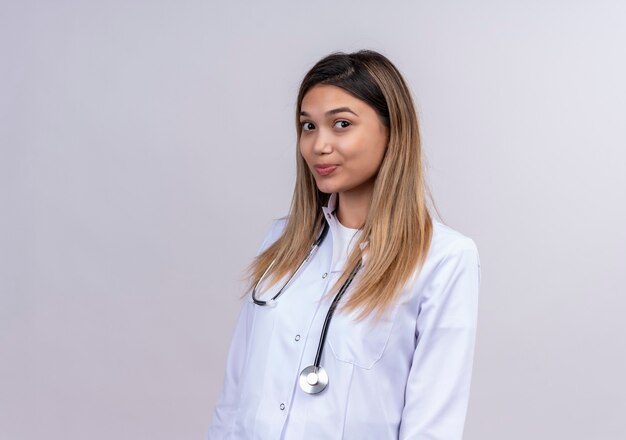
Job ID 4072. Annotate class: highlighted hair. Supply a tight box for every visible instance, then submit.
[242,49,435,322]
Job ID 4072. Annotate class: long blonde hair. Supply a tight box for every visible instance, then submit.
[241,49,435,322]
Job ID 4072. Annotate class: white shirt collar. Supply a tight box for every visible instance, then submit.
[321,192,369,254]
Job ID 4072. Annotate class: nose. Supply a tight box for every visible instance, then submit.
[312,129,333,154]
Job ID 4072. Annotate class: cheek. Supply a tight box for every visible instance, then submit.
[348,152,384,180]
[299,142,317,169]
[298,140,308,160]
[344,135,383,169]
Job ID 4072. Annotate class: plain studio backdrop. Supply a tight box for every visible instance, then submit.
[1,1,625,439]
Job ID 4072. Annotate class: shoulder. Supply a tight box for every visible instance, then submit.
[424,218,481,282]
[268,215,289,240]
[256,215,289,254]
[429,217,479,258]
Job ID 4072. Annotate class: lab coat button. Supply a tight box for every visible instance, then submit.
[295,334,300,341]
[322,272,328,279]
[280,403,285,410]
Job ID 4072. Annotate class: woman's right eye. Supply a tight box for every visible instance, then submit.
[301,122,315,131]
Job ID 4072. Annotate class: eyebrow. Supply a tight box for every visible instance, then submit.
[300,107,359,118]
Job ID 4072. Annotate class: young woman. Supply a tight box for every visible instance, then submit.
[207,49,481,440]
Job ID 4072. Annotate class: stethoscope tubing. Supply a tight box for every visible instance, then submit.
[251,219,330,306]
[312,257,362,368]
[249,216,363,394]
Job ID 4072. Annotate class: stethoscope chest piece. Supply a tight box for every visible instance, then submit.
[251,218,364,396]
[299,365,329,394]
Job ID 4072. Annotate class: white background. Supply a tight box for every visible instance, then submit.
[1,1,625,439]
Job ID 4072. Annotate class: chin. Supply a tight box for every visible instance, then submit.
[315,187,332,195]
[314,181,339,194]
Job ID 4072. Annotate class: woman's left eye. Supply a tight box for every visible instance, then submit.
[334,120,351,129]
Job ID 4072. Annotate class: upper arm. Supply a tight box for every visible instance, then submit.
[399,240,481,440]
[206,217,287,438]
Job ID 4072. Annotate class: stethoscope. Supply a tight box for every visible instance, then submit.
[251,219,363,394]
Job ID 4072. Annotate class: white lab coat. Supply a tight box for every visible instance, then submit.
[207,192,482,439]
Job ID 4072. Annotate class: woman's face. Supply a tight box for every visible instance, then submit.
[299,84,389,196]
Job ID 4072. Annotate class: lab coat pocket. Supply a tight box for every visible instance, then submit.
[326,286,399,370]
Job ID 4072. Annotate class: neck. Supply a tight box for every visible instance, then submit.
[335,184,374,229]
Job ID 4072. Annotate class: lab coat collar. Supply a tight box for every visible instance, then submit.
[321,192,369,254]
[322,191,338,216]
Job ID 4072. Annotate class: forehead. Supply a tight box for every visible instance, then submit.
[301,84,365,111]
